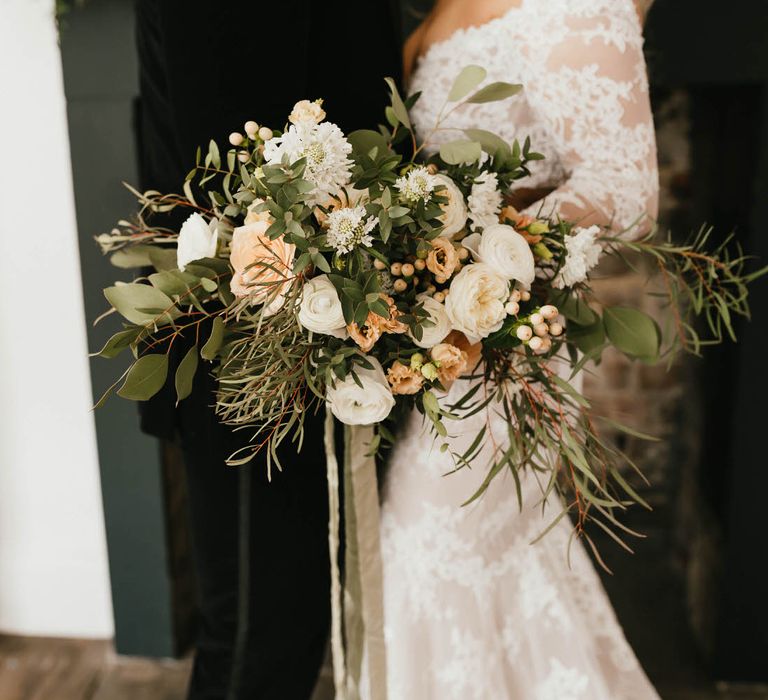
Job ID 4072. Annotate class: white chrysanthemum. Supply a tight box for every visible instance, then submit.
[326,206,378,254]
[467,171,503,231]
[553,225,603,289]
[263,121,352,203]
[395,167,438,203]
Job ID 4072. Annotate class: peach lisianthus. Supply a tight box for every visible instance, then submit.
[379,294,408,334]
[430,343,469,385]
[386,360,424,395]
[229,220,296,314]
[426,238,458,278]
[347,312,383,352]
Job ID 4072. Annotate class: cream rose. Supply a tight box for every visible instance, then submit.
[463,224,535,287]
[445,262,508,343]
[298,275,347,338]
[326,358,396,425]
[288,99,326,125]
[177,213,218,272]
[229,220,296,315]
[409,294,452,349]
[434,174,467,239]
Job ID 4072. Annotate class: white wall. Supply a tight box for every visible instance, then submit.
[0,0,114,638]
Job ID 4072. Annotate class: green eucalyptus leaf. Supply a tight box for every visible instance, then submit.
[384,77,411,130]
[117,354,169,401]
[551,291,597,326]
[148,247,179,272]
[448,65,487,102]
[439,139,482,165]
[94,327,141,359]
[466,82,523,104]
[200,277,218,292]
[567,320,606,355]
[348,129,390,159]
[104,284,181,326]
[175,344,199,402]
[201,316,225,360]
[462,128,511,158]
[110,245,153,269]
[603,306,661,361]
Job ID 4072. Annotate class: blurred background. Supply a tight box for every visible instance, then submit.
[0,0,766,698]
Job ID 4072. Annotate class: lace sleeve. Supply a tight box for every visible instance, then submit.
[521,3,659,234]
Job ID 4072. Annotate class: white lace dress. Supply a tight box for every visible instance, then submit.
[375,1,660,698]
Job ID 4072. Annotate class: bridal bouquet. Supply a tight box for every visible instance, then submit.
[95,66,761,548]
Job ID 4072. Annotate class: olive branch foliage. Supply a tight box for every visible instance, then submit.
[92,64,765,560]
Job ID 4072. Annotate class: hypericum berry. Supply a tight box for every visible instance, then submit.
[549,322,564,337]
[237,151,250,163]
[401,263,415,277]
[540,304,558,320]
[373,258,387,270]
[534,323,549,337]
[258,126,274,141]
[530,312,544,326]
[505,301,520,316]
[528,336,544,352]
[509,289,522,303]
[457,247,470,261]
[244,121,259,138]
[516,325,533,342]
[393,279,408,293]
[520,290,531,302]
[390,262,403,276]
[414,258,426,271]
[433,291,446,303]
[229,132,244,146]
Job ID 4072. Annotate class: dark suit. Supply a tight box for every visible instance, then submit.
[134,2,401,698]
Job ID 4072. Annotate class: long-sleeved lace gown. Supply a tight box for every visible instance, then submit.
[375,1,661,698]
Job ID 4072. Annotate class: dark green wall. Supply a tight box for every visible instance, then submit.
[60,0,177,657]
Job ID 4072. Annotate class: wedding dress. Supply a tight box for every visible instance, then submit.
[374,1,660,698]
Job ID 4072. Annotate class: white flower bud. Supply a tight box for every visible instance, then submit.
[509,289,522,303]
[530,312,544,325]
[521,290,531,301]
[516,325,533,342]
[258,126,274,141]
[534,323,549,337]
[549,322,564,337]
[540,304,558,320]
[539,337,552,353]
[528,336,544,352]
[505,301,520,316]
[229,132,244,146]
[244,121,259,138]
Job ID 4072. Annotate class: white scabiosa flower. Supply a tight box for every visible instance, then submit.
[395,166,438,204]
[553,225,603,289]
[326,206,378,255]
[177,213,218,271]
[467,171,503,231]
[263,121,352,203]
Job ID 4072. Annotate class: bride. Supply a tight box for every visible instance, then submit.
[371,0,661,698]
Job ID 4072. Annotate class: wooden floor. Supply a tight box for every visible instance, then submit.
[1,634,766,700]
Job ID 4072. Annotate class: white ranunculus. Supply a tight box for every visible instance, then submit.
[298,275,347,339]
[445,262,509,343]
[177,213,218,271]
[326,358,396,425]
[434,174,468,239]
[463,223,535,287]
[410,294,452,349]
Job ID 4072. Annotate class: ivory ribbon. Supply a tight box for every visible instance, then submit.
[325,409,388,700]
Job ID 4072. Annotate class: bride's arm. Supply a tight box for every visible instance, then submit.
[519,3,659,235]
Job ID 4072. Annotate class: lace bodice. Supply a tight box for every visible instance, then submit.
[409,0,659,231]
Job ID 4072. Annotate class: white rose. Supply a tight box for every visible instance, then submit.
[298,275,348,339]
[326,358,396,425]
[463,223,535,288]
[410,294,452,349]
[177,213,218,271]
[445,262,509,343]
[434,174,467,239]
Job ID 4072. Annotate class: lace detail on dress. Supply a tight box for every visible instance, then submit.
[368,2,661,698]
[409,0,659,232]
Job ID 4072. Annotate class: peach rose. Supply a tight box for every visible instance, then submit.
[430,343,469,385]
[229,220,296,314]
[347,312,383,352]
[426,238,458,279]
[386,360,424,395]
